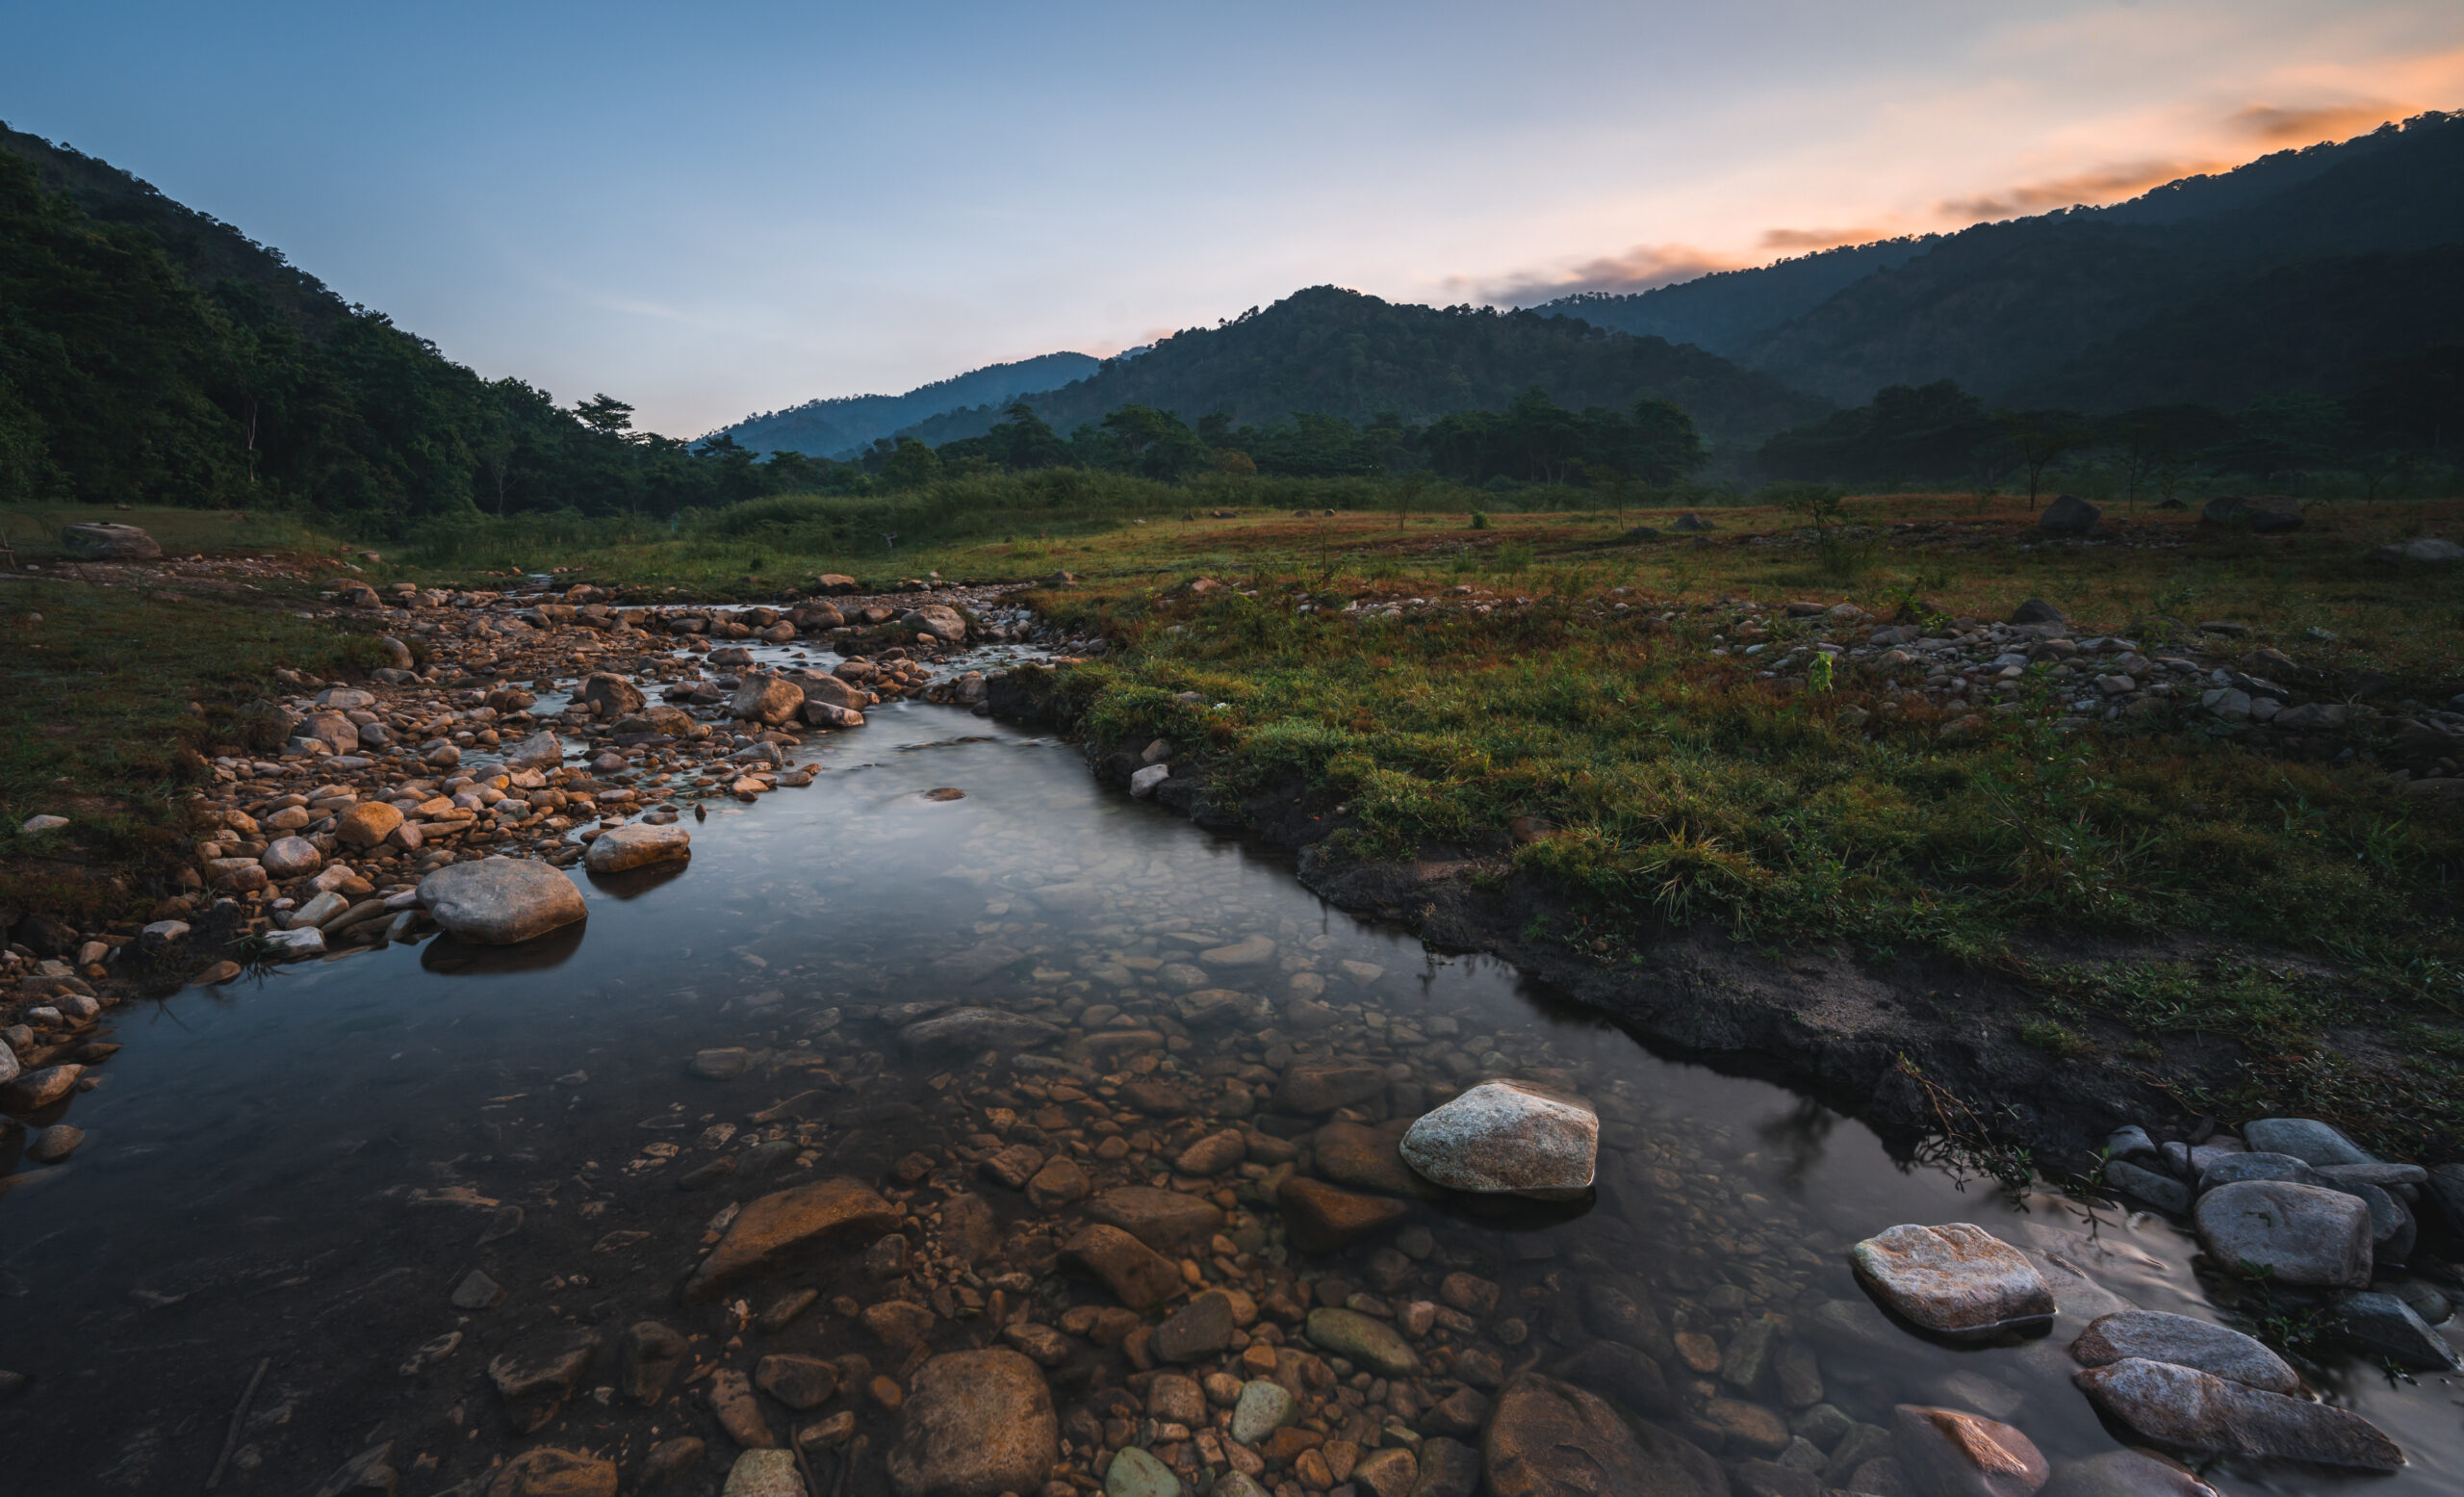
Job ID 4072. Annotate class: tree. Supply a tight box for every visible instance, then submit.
[574,393,635,437]
[879,437,941,489]
[1993,409,2091,508]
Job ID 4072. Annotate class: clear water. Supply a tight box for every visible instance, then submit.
[2,701,2454,1496]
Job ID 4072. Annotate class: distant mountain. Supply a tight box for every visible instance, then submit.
[716,351,1100,458]
[1539,111,2464,413]
[894,286,1829,453]
[1537,237,1939,358]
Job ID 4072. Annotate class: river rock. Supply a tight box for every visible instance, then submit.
[2068,1310,2298,1392]
[2194,1152,2322,1193]
[1085,1185,1220,1254]
[900,1007,1061,1051]
[886,1349,1056,1497]
[1891,1406,2047,1497]
[1063,1224,1181,1309]
[1415,1436,1481,1497]
[722,1449,803,1497]
[579,673,645,714]
[1200,934,1276,966]
[585,822,692,873]
[2072,1357,2402,1470]
[262,835,324,877]
[709,1367,777,1448]
[489,1329,603,1433]
[418,856,587,944]
[731,675,806,726]
[1485,1374,1716,1497]
[624,1321,689,1404]
[755,1354,840,1409]
[502,731,564,769]
[1,1063,82,1113]
[1848,1225,2054,1338]
[897,605,967,642]
[1279,1174,1408,1252]
[2334,1290,2464,1370]
[1399,1080,1597,1195]
[681,1178,900,1303]
[2101,1160,2189,1214]
[1154,1288,1239,1361]
[1306,1306,1422,1376]
[2036,1451,2216,1497]
[62,522,162,559]
[1103,1446,1177,1497]
[483,1447,618,1497]
[335,801,405,848]
[1232,1378,1297,1443]
[1026,1156,1091,1209]
[2193,1179,2371,1287]
[1314,1121,1420,1196]
[1278,1061,1388,1113]
[1174,1127,1247,1174]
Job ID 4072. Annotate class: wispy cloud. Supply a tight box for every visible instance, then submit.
[1935,158,2227,220]
[1456,243,1742,306]
[1758,225,1889,252]
[2225,101,2398,144]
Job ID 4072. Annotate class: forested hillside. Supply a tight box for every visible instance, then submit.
[1540,237,1938,357]
[894,287,1828,453]
[721,351,1099,458]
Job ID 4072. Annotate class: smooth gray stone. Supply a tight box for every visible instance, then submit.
[2105,1126,2157,1160]
[2242,1118,2374,1167]
[2195,1152,2321,1195]
[2106,1159,2190,1213]
[2335,1291,2464,1371]
[2194,1181,2372,1288]
[2315,1161,2426,1187]
[2068,1310,2299,1394]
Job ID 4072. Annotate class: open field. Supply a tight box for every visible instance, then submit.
[6,490,2463,1157]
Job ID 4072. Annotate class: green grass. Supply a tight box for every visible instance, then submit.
[0,572,390,923]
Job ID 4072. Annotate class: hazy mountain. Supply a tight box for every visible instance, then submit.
[716,351,1100,458]
[894,286,1829,453]
[1541,111,2464,412]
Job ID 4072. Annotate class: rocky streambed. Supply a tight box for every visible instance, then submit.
[1,702,2457,1497]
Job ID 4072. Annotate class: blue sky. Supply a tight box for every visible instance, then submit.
[7,1,2458,434]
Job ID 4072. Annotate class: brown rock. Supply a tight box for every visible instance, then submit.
[980,1142,1044,1189]
[862,1299,937,1347]
[756,1354,840,1410]
[1026,1155,1091,1209]
[1891,1406,2048,1497]
[1063,1224,1182,1310]
[1155,1289,1239,1361]
[1439,1272,1499,1316]
[1485,1374,1719,1496]
[730,675,806,726]
[579,673,646,714]
[335,801,405,848]
[485,1447,619,1497]
[1277,1175,1407,1253]
[1700,1398,1790,1455]
[488,1329,602,1433]
[1174,1127,1248,1175]
[708,1367,776,1448]
[938,1194,1000,1266]
[1086,1185,1222,1254]
[886,1349,1058,1497]
[680,1178,901,1304]
[1313,1122,1419,1196]
[1278,1062,1387,1113]
[1353,1446,1419,1497]
[1,1063,84,1113]
[2035,1451,2217,1497]
[637,1438,705,1494]
[624,1321,690,1405]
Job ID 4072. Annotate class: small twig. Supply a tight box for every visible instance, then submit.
[204,1356,270,1491]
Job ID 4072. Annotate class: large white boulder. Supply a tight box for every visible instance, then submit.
[417,856,587,944]
[1399,1079,1597,1195]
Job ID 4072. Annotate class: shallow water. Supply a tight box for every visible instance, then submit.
[3,701,2456,1496]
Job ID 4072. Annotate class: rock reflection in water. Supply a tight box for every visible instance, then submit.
[0,707,2453,1497]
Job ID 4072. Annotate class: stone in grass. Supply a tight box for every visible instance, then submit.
[1400,1079,1598,1197]
[418,856,587,944]
[2039,496,2100,535]
[2193,1180,2371,1288]
[18,814,68,835]
[2072,1357,2402,1471]
[1891,1406,2048,1497]
[885,1349,1057,1497]
[2067,1310,2299,1394]
[583,822,690,873]
[1847,1224,2054,1339]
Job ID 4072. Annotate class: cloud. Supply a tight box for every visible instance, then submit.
[1936,158,2227,219]
[2225,102,2398,143]
[1758,225,1887,252]
[1457,243,1742,306]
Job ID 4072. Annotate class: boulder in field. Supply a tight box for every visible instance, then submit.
[418,857,587,944]
[2039,495,2100,535]
[61,522,161,559]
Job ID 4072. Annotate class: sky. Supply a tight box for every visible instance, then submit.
[6,1,2460,436]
